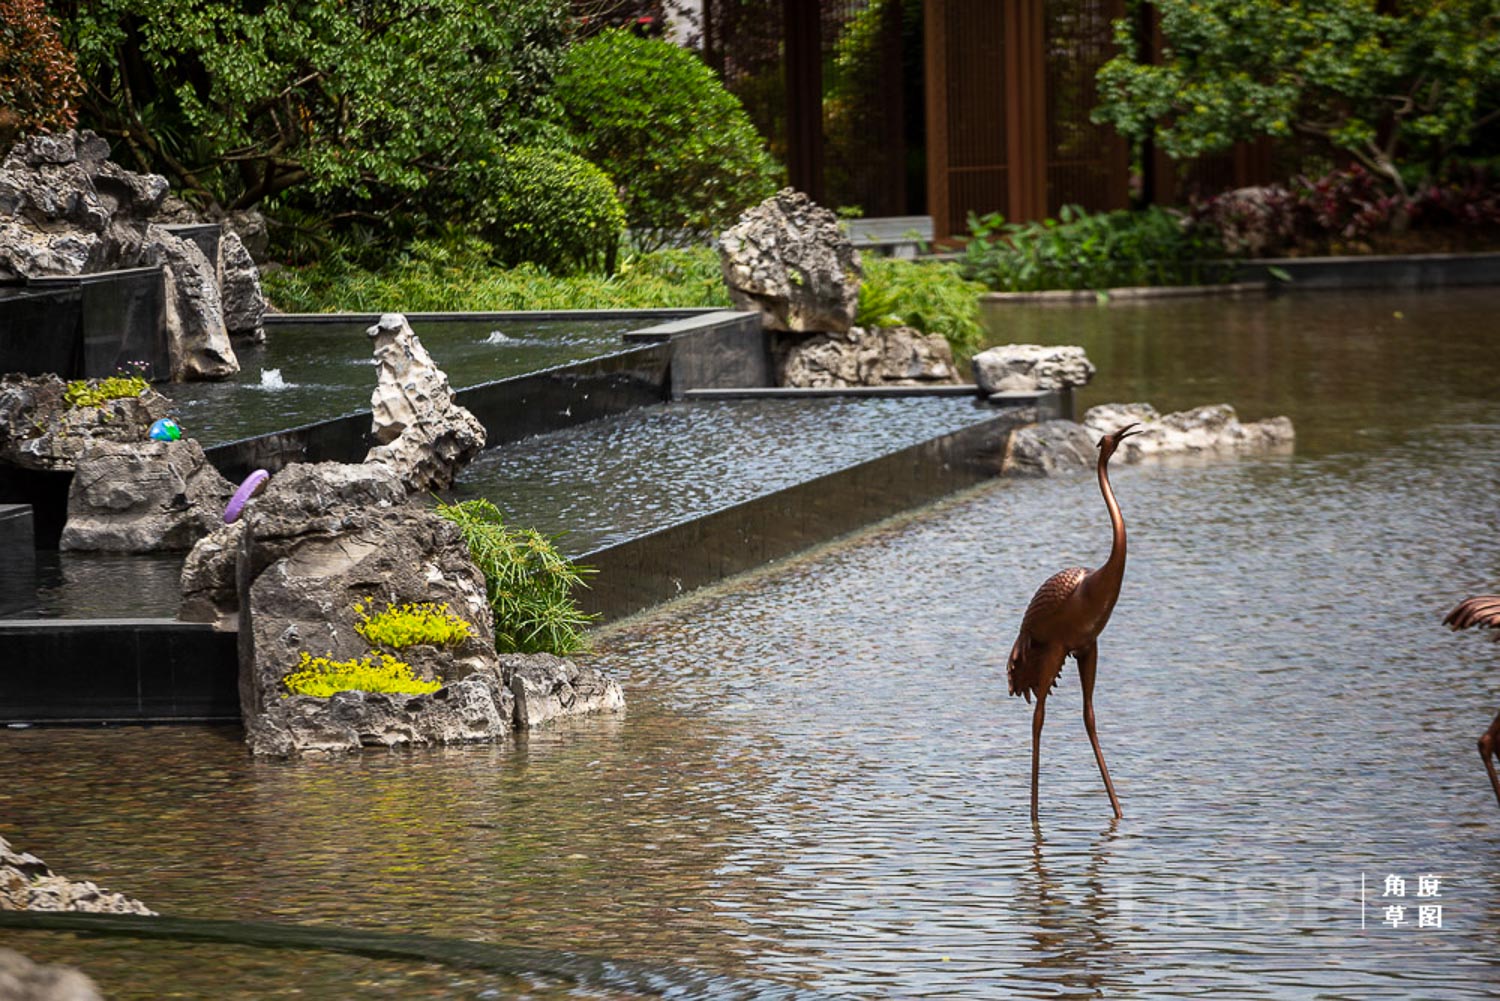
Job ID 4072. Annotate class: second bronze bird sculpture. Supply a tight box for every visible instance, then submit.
[1008,422,1143,823]
[1443,594,1500,809]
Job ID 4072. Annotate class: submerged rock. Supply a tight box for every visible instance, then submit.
[1005,401,1296,476]
[1,834,154,916]
[971,344,1096,394]
[60,438,234,552]
[1084,402,1295,461]
[363,314,486,492]
[502,653,626,728]
[718,188,861,334]
[778,325,960,388]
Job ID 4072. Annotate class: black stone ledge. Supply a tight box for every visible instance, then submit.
[265,308,717,326]
[682,384,983,400]
[575,398,1058,624]
[203,342,674,483]
[0,618,239,724]
[1235,251,1500,291]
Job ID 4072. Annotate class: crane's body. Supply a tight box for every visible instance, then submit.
[1443,594,1500,809]
[1008,422,1142,823]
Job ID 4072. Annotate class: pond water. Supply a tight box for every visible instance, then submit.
[449,395,1002,553]
[157,317,643,446]
[7,287,1500,998]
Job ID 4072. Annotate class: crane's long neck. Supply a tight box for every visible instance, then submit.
[1096,449,1127,583]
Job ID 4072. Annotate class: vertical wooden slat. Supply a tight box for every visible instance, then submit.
[784,0,824,202]
[924,0,951,240]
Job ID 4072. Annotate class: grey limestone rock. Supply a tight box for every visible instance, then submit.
[717,188,861,334]
[1003,420,1098,477]
[0,949,105,1001]
[0,373,170,472]
[246,677,514,756]
[60,438,234,552]
[1,834,154,916]
[972,344,1096,394]
[1083,402,1295,461]
[218,230,266,342]
[778,325,960,388]
[502,653,625,728]
[363,314,486,492]
[0,130,242,380]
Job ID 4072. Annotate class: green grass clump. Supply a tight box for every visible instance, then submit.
[63,374,148,409]
[261,241,731,314]
[353,598,473,649]
[282,652,442,698]
[857,256,987,362]
[435,498,596,656]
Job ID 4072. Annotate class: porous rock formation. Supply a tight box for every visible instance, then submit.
[971,344,1097,395]
[0,130,263,377]
[1084,402,1295,461]
[717,188,861,335]
[59,439,234,552]
[1003,401,1295,476]
[2,834,154,916]
[0,373,170,471]
[778,325,960,388]
[0,948,104,1001]
[364,313,486,492]
[505,653,626,728]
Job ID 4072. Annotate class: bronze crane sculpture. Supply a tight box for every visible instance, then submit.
[1008,422,1143,823]
[1443,595,1500,808]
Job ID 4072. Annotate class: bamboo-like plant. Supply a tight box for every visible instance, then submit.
[435,498,596,655]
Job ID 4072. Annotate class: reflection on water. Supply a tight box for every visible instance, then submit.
[158,318,641,446]
[7,288,1500,997]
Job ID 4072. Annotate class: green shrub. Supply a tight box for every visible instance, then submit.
[959,205,1231,293]
[282,651,442,698]
[63,374,147,409]
[460,147,624,274]
[858,257,986,361]
[262,242,731,313]
[353,598,473,650]
[435,498,596,656]
[551,29,781,249]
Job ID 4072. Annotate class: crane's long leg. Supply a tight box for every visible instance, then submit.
[1481,709,1500,810]
[1031,692,1047,825]
[1078,644,1123,819]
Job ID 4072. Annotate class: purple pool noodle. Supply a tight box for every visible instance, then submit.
[224,469,271,524]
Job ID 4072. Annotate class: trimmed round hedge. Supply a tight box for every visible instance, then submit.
[475,146,625,274]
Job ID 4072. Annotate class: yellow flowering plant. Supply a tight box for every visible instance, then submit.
[282,651,443,698]
[352,598,473,649]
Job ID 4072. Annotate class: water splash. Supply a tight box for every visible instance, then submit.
[485,331,513,344]
[259,368,290,390]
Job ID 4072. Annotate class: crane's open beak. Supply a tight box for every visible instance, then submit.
[1114,422,1145,440]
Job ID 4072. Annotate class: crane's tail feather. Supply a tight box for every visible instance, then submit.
[1446,595,1500,636]
[1007,632,1060,703]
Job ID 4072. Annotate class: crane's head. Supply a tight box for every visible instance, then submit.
[1097,422,1144,459]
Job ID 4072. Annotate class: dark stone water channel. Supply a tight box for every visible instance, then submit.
[7,287,1500,997]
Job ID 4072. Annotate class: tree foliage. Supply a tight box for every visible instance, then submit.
[550,28,780,248]
[1094,0,1500,196]
[57,0,570,212]
[0,0,84,147]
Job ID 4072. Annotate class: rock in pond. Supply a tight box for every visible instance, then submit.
[0,948,105,1001]
[503,653,626,728]
[1,834,154,915]
[778,325,960,388]
[0,373,170,471]
[363,313,486,493]
[972,344,1096,394]
[718,188,861,334]
[1084,402,1295,461]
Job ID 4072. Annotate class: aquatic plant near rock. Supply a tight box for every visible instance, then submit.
[282,651,442,698]
[62,374,148,409]
[353,598,473,650]
[436,498,596,656]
